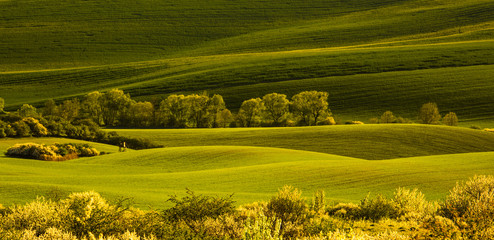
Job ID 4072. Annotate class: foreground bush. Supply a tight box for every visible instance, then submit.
[435,175,494,239]
[5,143,99,161]
[0,176,493,239]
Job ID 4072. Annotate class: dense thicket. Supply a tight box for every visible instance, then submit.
[0,175,492,239]
[0,115,161,150]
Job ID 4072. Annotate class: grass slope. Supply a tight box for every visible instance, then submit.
[1,0,493,125]
[112,124,494,160]
[1,142,494,208]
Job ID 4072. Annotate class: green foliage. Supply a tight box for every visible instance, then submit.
[266,185,309,238]
[291,91,330,126]
[261,93,290,127]
[311,190,326,214]
[358,194,399,221]
[438,175,494,239]
[237,98,263,127]
[5,143,99,161]
[380,111,396,124]
[419,102,441,125]
[392,188,437,221]
[443,112,459,126]
[164,189,236,227]
[0,97,4,113]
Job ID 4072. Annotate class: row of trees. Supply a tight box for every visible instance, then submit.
[1,93,460,129]
[370,102,458,126]
[3,90,333,128]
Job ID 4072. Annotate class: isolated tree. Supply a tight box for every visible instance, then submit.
[100,89,133,126]
[18,104,38,118]
[237,98,263,127]
[419,102,441,124]
[291,91,330,126]
[262,93,290,126]
[81,91,104,125]
[380,111,396,124]
[442,112,458,126]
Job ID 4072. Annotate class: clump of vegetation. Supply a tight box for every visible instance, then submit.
[5,143,99,161]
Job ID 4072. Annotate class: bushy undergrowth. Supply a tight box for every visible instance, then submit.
[0,115,162,150]
[0,176,493,239]
[5,143,99,161]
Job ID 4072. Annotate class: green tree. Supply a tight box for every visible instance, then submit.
[42,99,58,119]
[237,98,263,127]
[11,121,31,137]
[127,101,154,127]
[18,104,38,118]
[380,111,396,124]
[262,93,290,126]
[100,89,133,126]
[419,102,441,124]
[291,91,330,126]
[160,94,188,128]
[209,94,227,128]
[81,91,104,125]
[0,97,4,113]
[59,99,81,122]
[443,112,458,126]
[186,94,211,128]
[216,109,234,128]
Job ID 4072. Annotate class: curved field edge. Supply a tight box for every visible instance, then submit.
[0,145,493,208]
[111,124,494,160]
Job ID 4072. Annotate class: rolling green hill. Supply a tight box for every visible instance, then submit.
[1,0,493,125]
[1,137,493,208]
[112,124,494,160]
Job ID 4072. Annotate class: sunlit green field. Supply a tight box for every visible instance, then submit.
[1,125,494,209]
[1,0,494,212]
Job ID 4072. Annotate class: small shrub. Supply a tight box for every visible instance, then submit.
[392,188,436,220]
[2,197,63,236]
[164,189,236,233]
[358,194,398,221]
[327,203,360,219]
[311,190,326,214]
[266,185,309,238]
[243,211,282,240]
[62,191,125,238]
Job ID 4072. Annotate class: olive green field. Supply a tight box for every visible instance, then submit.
[1,0,494,210]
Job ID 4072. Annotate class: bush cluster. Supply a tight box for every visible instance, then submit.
[0,114,162,150]
[0,176,493,239]
[5,143,99,161]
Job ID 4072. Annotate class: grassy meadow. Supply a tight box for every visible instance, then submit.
[0,125,494,209]
[0,0,494,234]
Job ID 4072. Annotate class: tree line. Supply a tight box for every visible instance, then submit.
[0,90,459,131]
[2,89,334,128]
